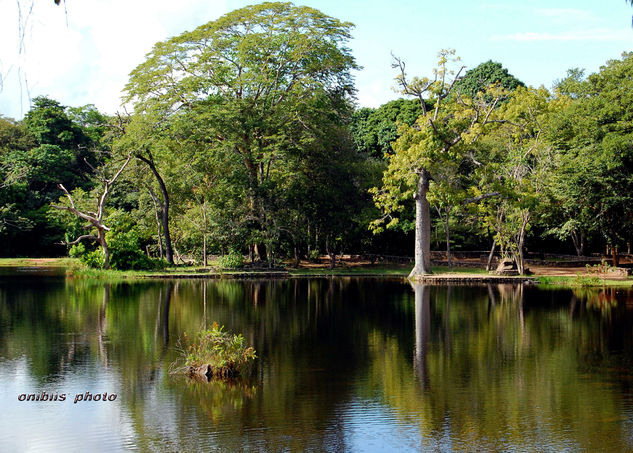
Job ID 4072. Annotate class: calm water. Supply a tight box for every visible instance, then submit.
[1,270,633,452]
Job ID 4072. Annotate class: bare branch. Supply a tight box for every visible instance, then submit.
[468,150,483,167]
[59,234,99,246]
[392,53,428,115]
[462,192,502,205]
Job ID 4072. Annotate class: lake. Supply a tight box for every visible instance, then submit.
[1,269,632,452]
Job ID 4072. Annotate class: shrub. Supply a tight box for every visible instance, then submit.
[573,274,602,286]
[181,323,256,379]
[68,229,162,271]
[106,229,161,270]
[308,249,320,261]
[69,243,104,269]
[217,250,243,269]
[586,260,613,275]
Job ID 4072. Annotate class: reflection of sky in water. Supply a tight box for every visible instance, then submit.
[342,398,423,452]
[0,357,134,452]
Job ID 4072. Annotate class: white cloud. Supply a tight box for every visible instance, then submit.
[0,0,229,119]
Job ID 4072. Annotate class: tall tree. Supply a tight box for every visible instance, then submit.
[479,86,561,274]
[0,99,108,256]
[547,53,633,265]
[454,60,524,99]
[372,50,506,277]
[123,2,357,262]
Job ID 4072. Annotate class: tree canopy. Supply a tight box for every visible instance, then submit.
[454,60,524,99]
[3,4,633,273]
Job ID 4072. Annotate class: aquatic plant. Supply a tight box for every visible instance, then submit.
[176,323,256,379]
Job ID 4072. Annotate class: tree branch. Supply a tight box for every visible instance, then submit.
[59,234,100,246]
[461,192,502,205]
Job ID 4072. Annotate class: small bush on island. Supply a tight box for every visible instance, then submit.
[176,323,256,380]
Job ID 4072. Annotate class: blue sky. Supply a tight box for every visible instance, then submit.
[1,0,632,119]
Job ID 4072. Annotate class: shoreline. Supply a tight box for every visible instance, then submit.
[0,257,631,287]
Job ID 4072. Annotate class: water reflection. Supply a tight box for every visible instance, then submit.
[413,282,430,388]
[0,276,632,451]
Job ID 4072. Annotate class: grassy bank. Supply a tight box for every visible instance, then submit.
[534,275,633,287]
[0,257,77,268]
[1,257,631,287]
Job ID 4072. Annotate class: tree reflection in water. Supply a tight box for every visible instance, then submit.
[1,276,633,451]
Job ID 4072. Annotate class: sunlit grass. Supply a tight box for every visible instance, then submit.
[535,275,633,287]
[2,257,631,287]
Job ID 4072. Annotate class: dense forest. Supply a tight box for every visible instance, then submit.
[1,2,632,274]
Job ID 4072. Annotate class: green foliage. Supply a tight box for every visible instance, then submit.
[350,99,423,158]
[182,322,256,378]
[0,97,108,257]
[455,60,524,99]
[106,229,159,271]
[217,250,244,270]
[7,9,633,266]
[546,52,633,255]
[122,2,360,264]
[69,243,105,269]
[474,86,562,268]
[553,68,587,99]
[572,275,603,287]
[586,260,614,276]
[371,50,509,236]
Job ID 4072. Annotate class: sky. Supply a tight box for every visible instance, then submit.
[0,0,632,119]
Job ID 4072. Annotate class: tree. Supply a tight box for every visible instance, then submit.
[350,99,424,158]
[52,154,132,269]
[547,53,633,265]
[123,2,357,262]
[0,99,109,256]
[0,116,34,233]
[479,86,561,274]
[372,50,506,278]
[118,113,175,265]
[454,60,524,99]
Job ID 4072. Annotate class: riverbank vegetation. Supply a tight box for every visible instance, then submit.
[2,257,632,288]
[2,3,633,279]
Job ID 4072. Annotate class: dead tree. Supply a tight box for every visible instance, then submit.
[52,154,131,269]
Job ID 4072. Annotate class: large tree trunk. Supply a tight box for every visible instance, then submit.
[99,229,110,269]
[409,170,433,278]
[254,243,266,261]
[294,245,300,268]
[202,202,207,268]
[444,206,452,271]
[138,155,174,265]
[486,239,496,271]
[148,188,164,259]
[570,229,584,257]
[514,212,530,275]
[325,236,336,270]
[157,179,173,265]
